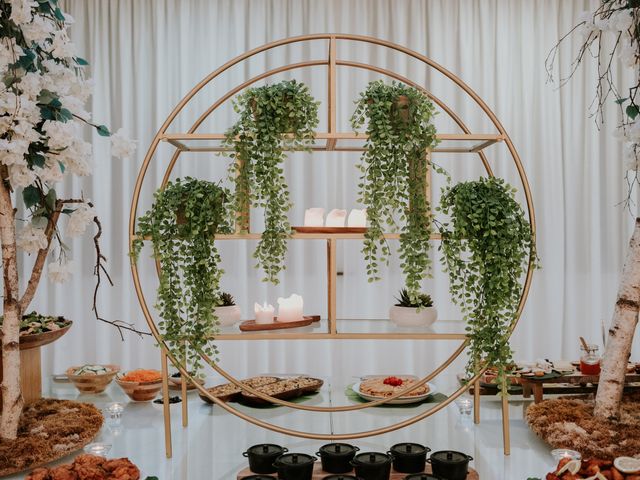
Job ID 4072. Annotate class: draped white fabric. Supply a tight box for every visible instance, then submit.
[34,0,638,385]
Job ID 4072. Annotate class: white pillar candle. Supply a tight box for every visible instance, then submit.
[254,302,275,324]
[276,294,304,323]
[325,209,347,227]
[347,209,367,227]
[304,208,325,227]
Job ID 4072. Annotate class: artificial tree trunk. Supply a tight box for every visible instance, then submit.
[594,217,640,420]
[0,176,22,440]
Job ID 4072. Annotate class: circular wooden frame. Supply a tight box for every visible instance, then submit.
[129,34,535,440]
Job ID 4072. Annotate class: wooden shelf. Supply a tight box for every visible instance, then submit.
[210,318,468,341]
[137,232,443,241]
[161,132,503,153]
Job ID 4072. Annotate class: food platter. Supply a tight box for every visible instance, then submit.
[352,380,437,405]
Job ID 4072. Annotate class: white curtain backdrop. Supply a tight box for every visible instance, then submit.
[31,0,638,386]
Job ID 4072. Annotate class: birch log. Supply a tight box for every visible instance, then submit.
[594,217,640,420]
[0,175,22,440]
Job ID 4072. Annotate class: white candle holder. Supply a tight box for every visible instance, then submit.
[105,402,124,426]
[550,448,581,462]
[84,442,112,457]
[454,397,473,416]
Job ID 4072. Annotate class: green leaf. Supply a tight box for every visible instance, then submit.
[615,97,628,105]
[45,189,57,211]
[22,185,40,209]
[96,125,111,137]
[53,7,66,21]
[627,104,640,120]
[75,57,89,66]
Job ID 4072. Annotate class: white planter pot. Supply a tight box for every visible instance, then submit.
[389,306,437,327]
[214,305,241,326]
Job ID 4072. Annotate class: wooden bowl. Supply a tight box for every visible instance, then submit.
[116,372,163,402]
[20,321,72,350]
[66,364,120,394]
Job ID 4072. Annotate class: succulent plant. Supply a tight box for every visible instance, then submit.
[394,288,433,308]
[217,292,236,307]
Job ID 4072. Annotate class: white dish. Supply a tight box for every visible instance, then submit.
[352,381,437,405]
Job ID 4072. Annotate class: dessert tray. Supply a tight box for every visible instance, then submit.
[199,375,324,406]
[352,376,437,405]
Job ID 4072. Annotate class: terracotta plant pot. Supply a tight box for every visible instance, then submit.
[214,305,242,326]
[389,306,437,327]
[66,364,120,394]
[116,373,163,402]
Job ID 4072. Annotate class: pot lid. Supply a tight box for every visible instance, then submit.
[404,475,440,480]
[246,444,285,456]
[430,450,469,463]
[275,453,315,466]
[390,443,428,455]
[353,452,392,466]
[243,476,277,480]
[319,443,358,456]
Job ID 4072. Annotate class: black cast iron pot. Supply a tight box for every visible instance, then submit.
[403,475,441,480]
[317,443,360,473]
[243,476,277,480]
[388,443,430,474]
[273,453,316,480]
[243,444,288,474]
[350,452,393,480]
[427,451,473,480]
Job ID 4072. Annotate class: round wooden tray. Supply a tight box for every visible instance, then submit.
[19,322,73,350]
[239,315,321,332]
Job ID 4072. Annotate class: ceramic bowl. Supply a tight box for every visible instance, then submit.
[116,372,163,402]
[389,306,437,327]
[66,364,120,394]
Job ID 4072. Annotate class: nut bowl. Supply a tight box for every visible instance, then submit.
[116,370,163,402]
[66,364,120,394]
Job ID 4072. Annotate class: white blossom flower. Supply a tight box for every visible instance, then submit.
[49,30,75,59]
[47,260,74,284]
[59,138,92,176]
[618,40,637,68]
[61,95,90,120]
[17,71,42,100]
[66,203,96,237]
[20,15,53,45]
[110,128,136,159]
[578,10,600,38]
[8,164,36,188]
[609,9,633,32]
[42,120,76,150]
[625,143,639,171]
[37,158,64,184]
[16,223,48,254]
[9,0,37,26]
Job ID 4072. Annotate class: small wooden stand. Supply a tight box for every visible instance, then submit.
[237,463,480,479]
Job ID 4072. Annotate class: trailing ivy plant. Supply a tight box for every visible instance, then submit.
[131,177,231,370]
[438,177,538,392]
[224,80,319,284]
[351,81,440,302]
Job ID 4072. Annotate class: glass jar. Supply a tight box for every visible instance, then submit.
[580,344,601,375]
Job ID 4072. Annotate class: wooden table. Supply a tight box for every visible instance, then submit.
[519,372,640,403]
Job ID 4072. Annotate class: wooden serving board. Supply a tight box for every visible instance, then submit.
[293,226,367,234]
[237,463,479,479]
[239,315,321,332]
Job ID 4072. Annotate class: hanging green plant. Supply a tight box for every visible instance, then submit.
[224,79,319,284]
[131,177,231,370]
[351,81,440,301]
[438,177,539,392]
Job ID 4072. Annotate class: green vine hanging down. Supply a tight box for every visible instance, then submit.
[438,177,539,391]
[224,80,319,284]
[351,81,440,302]
[131,177,231,370]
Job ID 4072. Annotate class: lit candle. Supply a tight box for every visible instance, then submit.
[277,294,304,323]
[304,208,325,227]
[347,209,367,227]
[325,209,347,227]
[254,302,275,324]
